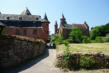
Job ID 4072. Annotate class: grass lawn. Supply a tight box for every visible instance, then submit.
[56,43,109,55]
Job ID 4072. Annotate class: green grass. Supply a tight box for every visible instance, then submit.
[56,43,109,54]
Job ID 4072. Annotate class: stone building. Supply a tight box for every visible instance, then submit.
[54,14,89,39]
[0,8,50,42]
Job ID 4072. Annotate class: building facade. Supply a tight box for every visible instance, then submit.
[54,14,89,39]
[0,8,50,42]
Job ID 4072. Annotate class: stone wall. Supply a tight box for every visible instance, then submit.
[56,53,109,69]
[0,36,45,69]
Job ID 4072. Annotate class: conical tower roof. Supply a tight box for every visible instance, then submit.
[21,8,31,15]
[62,13,65,19]
[55,21,58,25]
[44,13,48,21]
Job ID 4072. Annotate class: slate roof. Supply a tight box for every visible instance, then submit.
[62,23,88,30]
[0,14,41,21]
[41,13,50,23]
[62,24,74,29]
[0,20,42,28]
[0,8,50,28]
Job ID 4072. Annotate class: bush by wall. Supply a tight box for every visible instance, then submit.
[56,53,109,70]
[80,55,96,69]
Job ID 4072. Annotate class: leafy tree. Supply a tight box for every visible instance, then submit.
[68,27,83,43]
[90,27,101,40]
[90,23,109,39]
[51,35,63,44]
[104,23,109,34]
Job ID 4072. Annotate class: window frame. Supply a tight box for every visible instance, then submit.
[33,30,37,34]
[24,30,27,35]
[16,30,20,35]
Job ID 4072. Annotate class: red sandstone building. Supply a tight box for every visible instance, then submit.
[54,14,89,39]
[0,8,50,42]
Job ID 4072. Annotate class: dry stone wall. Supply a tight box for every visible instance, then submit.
[0,36,45,69]
[56,53,109,69]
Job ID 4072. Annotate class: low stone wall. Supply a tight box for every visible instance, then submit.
[0,36,45,69]
[56,53,109,69]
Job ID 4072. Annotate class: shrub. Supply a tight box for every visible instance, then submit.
[63,40,69,54]
[105,34,109,42]
[1,28,6,36]
[95,36,103,43]
[82,36,90,43]
[80,55,96,69]
[61,53,72,69]
[61,53,79,70]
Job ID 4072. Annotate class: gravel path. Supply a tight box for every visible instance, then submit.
[8,48,69,73]
[18,48,65,73]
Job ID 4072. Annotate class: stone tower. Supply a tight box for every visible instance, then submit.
[54,21,58,34]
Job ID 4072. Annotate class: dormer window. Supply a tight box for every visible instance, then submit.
[7,17,10,20]
[36,18,39,20]
[19,17,22,20]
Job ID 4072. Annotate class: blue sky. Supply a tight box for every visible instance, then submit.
[0,0,109,34]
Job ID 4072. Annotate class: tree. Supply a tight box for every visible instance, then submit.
[51,35,63,44]
[90,23,109,39]
[68,27,83,43]
[90,27,101,40]
[104,23,109,34]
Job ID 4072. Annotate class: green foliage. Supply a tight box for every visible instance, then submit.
[80,55,96,69]
[95,36,103,43]
[61,40,72,69]
[1,28,6,36]
[82,36,91,43]
[51,35,63,45]
[90,23,109,40]
[104,23,109,34]
[68,27,83,43]
[105,34,109,42]
[63,40,70,54]
[90,27,101,40]
[61,52,72,69]
[62,41,79,70]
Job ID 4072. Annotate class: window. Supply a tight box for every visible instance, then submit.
[16,30,20,35]
[36,18,39,20]
[24,30,27,35]
[7,17,10,20]
[19,17,22,20]
[33,30,37,34]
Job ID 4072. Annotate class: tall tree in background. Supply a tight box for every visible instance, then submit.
[68,27,82,43]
